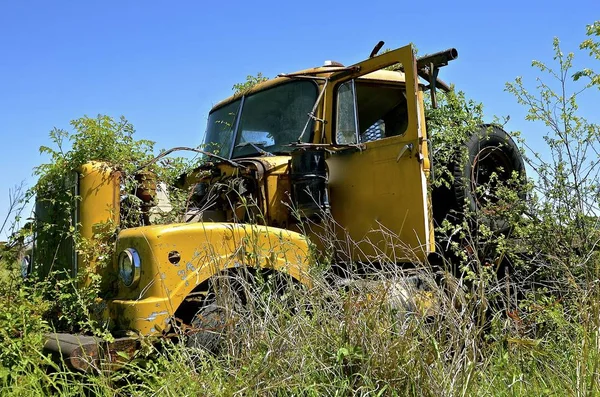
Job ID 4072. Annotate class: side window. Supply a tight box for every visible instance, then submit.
[356,83,408,143]
[335,80,409,144]
[336,81,358,144]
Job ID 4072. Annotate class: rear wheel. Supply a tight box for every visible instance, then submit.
[433,124,526,233]
[456,124,525,231]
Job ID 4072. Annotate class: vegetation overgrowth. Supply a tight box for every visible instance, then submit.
[0,23,599,395]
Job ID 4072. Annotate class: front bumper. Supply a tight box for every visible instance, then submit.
[44,333,139,372]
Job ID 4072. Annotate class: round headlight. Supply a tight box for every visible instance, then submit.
[118,248,141,287]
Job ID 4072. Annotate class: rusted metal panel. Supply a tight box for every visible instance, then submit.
[44,333,139,372]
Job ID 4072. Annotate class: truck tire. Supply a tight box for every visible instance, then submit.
[433,124,525,233]
[186,274,247,354]
[185,269,298,354]
[187,303,228,353]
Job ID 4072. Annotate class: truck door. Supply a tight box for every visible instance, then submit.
[325,45,434,262]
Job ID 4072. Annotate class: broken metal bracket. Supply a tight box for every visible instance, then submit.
[430,63,440,109]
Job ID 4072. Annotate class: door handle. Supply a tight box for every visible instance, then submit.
[396,143,413,162]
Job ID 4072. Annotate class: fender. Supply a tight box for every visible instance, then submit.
[108,222,313,335]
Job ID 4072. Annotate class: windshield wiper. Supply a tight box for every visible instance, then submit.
[235,141,275,157]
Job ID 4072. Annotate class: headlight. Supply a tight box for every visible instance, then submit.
[118,248,141,287]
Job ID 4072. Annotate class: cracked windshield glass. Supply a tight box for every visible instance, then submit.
[204,80,317,158]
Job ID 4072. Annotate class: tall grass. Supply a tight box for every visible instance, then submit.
[1,226,599,396]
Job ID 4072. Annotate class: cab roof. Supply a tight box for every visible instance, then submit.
[210,66,407,113]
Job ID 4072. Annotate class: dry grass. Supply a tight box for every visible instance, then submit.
[1,222,599,396]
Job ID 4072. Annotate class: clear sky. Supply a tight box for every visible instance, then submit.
[1,0,599,238]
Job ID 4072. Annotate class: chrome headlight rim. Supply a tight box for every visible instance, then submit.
[118,248,141,288]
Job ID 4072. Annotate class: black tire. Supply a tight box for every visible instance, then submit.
[185,269,299,354]
[433,124,525,233]
[187,303,229,353]
[186,273,247,354]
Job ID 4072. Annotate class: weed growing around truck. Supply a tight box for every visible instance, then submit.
[1,24,600,395]
[1,242,599,395]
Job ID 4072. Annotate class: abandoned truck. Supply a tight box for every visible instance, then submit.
[30,44,525,369]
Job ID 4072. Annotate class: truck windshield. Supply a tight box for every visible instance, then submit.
[204,80,318,158]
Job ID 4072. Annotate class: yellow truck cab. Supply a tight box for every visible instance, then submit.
[34,44,524,369]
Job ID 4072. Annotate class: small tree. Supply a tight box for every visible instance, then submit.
[232,73,269,94]
[506,28,600,288]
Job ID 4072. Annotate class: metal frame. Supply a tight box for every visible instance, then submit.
[228,96,246,160]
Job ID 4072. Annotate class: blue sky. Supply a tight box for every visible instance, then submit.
[1,1,599,238]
